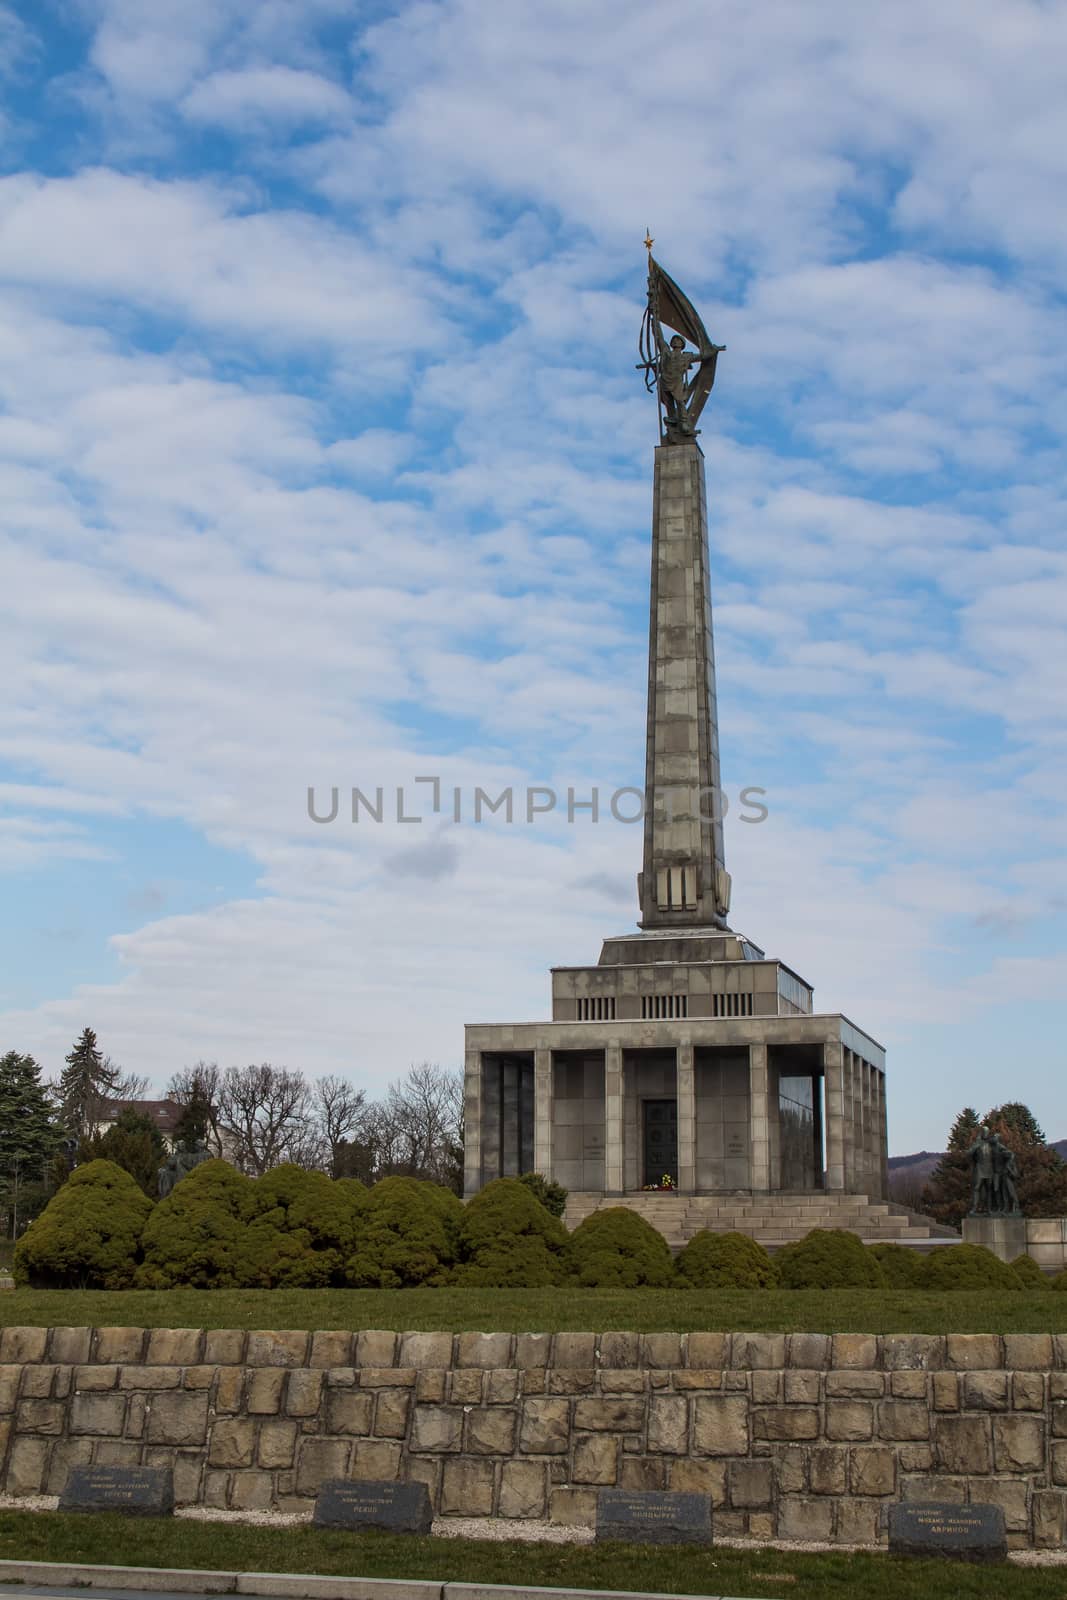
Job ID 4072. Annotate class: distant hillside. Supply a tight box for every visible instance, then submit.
[888,1140,1067,1200]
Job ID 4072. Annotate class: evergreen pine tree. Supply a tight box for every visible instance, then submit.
[58,1028,119,1140]
[0,1050,60,1236]
[78,1108,167,1199]
[921,1106,981,1232]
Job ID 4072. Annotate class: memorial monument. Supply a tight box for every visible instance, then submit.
[463,244,890,1230]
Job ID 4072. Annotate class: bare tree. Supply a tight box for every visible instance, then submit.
[215,1063,312,1176]
[315,1076,369,1179]
[375,1063,463,1190]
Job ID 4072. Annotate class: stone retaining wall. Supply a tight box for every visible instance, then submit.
[2,1326,1067,1548]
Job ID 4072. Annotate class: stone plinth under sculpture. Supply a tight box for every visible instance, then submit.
[463,254,889,1220]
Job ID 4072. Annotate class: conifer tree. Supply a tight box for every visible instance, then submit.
[58,1028,118,1140]
[0,1050,60,1236]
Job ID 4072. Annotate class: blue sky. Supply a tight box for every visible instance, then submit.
[1,0,1065,1152]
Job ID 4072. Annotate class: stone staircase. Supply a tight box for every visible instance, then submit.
[562,1190,960,1252]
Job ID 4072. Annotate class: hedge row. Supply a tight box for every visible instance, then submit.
[13,1161,1059,1292]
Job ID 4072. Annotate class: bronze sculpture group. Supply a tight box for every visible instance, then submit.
[968,1129,1021,1217]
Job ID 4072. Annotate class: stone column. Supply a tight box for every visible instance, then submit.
[823,1040,845,1191]
[875,1069,889,1199]
[749,1041,771,1191]
[865,1063,878,1196]
[533,1047,554,1180]
[677,1043,696,1192]
[605,1043,624,1195]
[463,1046,483,1197]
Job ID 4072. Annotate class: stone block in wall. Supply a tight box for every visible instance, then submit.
[977,1477,1030,1532]
[642,1334,684,1368]
[672,1369,720,1391]
[440,1458,494,1515]
[881,1335,943,1371]
[787,1334,830,1370]
[753,1406,819,1442]
[204,1330,246,1366]
[889,1371,927,1399]
[416,1372,446,1403]
[849,1446,895,1496]
[448,1371,484,1405]
[209,1417,256,1468]
[71,1392,126,1436]
[775,1447,808,1494]
[934,1415,992,1474]
[963,1372,1009,1410]
[44,1437,93,1494]
[146,1330,203,1366]
[411,1405,464,1453]
[247,1370,286,1414]
[825,1371,883,1398]
[145,1392,209,1446]
[647,1396,688,1454]
[752,1372,781,1405]
[549,1486,597,1525]
[259,1420,298,1469]
[519,1398,569,1454]
[465,1408,517,1456]
[295,1437,350,1494]
[230,1470,274,1511]
[1004,1335,1054,1371]
[835,1498,881,1544]
[308,1332,352,1368]
[946,1334,1002,1370]
[687,1332,728,1369]
[574,1398,645,1432]
[832,1335,877,1369]
[547,1370,595,1395]
[932,1373,959,1411]
[783,1371,820,1405]
[0,1329,47,1364]
[809,1446,847,1495]
[777,1496,834,1541]
[668,1458,727,1502]
[514,1333,552,1369]
[993,1415,1045,1473]
[21,1366,56,1399]
[554,1334,596,1368]
[732,1334,785,1370]
[16,1399,63,1435]
[352,1439,402,1479]
[456,1332,510,1369]
[498,1460,547,1517]
[877,1401,930,1440]
[92,1439,141,1467]
[485,1370,519,1405]
[74,1364,118,1392]
[1033,1490,1066,1546]
[361,1367,416,1389]
[825,1402,872,1442]
[599,1332,640,1368]
[618,1457,666,1491]
[215,1369,245,1413]
[399,1332,452,1370]
[404,1455,441,1508]
[247,1332,310,1368]
[692,1396,748,1456]
[1013,1374,1045,1411]
[0,1366,21,1411]
[1051,1442,1067,1485]
[375,1390,412,1439]
[119,1366,180,1391]
[729,1459,773,1508]
[50,1329,92,1365]
[6,1436,48,1494]
[93,1328,146,1364]
[285,1371,323,1416]
[327,1391,374,1436]
[183,1367,215,1391]
[572,1435,618,1484]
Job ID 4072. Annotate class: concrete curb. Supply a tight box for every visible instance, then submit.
[0,1562,768,1600]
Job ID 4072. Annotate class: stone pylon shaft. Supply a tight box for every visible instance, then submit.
[638,440,730,929]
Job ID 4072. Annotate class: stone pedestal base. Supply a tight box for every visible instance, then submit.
[963,1214,1027,1264]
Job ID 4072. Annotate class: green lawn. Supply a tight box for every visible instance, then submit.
[0,1511,1061,1600]
[1,1286,1065,1332]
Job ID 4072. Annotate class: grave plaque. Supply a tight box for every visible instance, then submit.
[59,1464,174,1518]
[313,1479,433,1535]
[595,1489,712,1546]
[888,1502,1007,1563]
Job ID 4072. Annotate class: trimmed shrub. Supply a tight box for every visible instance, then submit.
[347,1177,461,1288]
[867,1241,928,1289]
[921,1242,1021,1292]
[137,1159,254,1289]
[676,1229,777,1289]
[569,1207,674,1288]
[1052,1270,1067,1292]
[244,1165,365,1287]
[775,1228,885,1289]
[1011,1253,1051,1290]
[15,1159,151,1288]
[456,1177,570,1287]
[518,1171,568,1219]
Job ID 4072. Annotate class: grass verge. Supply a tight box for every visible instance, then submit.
[2,1286,1066,1333]
[0,1512,1064,1600]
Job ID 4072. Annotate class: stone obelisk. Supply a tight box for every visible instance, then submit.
[636,249,730,929]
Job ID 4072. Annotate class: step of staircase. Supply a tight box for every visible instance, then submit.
[561,1190,960,1251]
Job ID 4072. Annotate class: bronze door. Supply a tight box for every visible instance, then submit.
[643,1099,678,1187]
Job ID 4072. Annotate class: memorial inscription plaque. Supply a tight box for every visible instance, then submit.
[313,1479,433,1535]
[595,1489,712,1546]
[59,1465,174,1518]
[888,1502,1007,1563]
